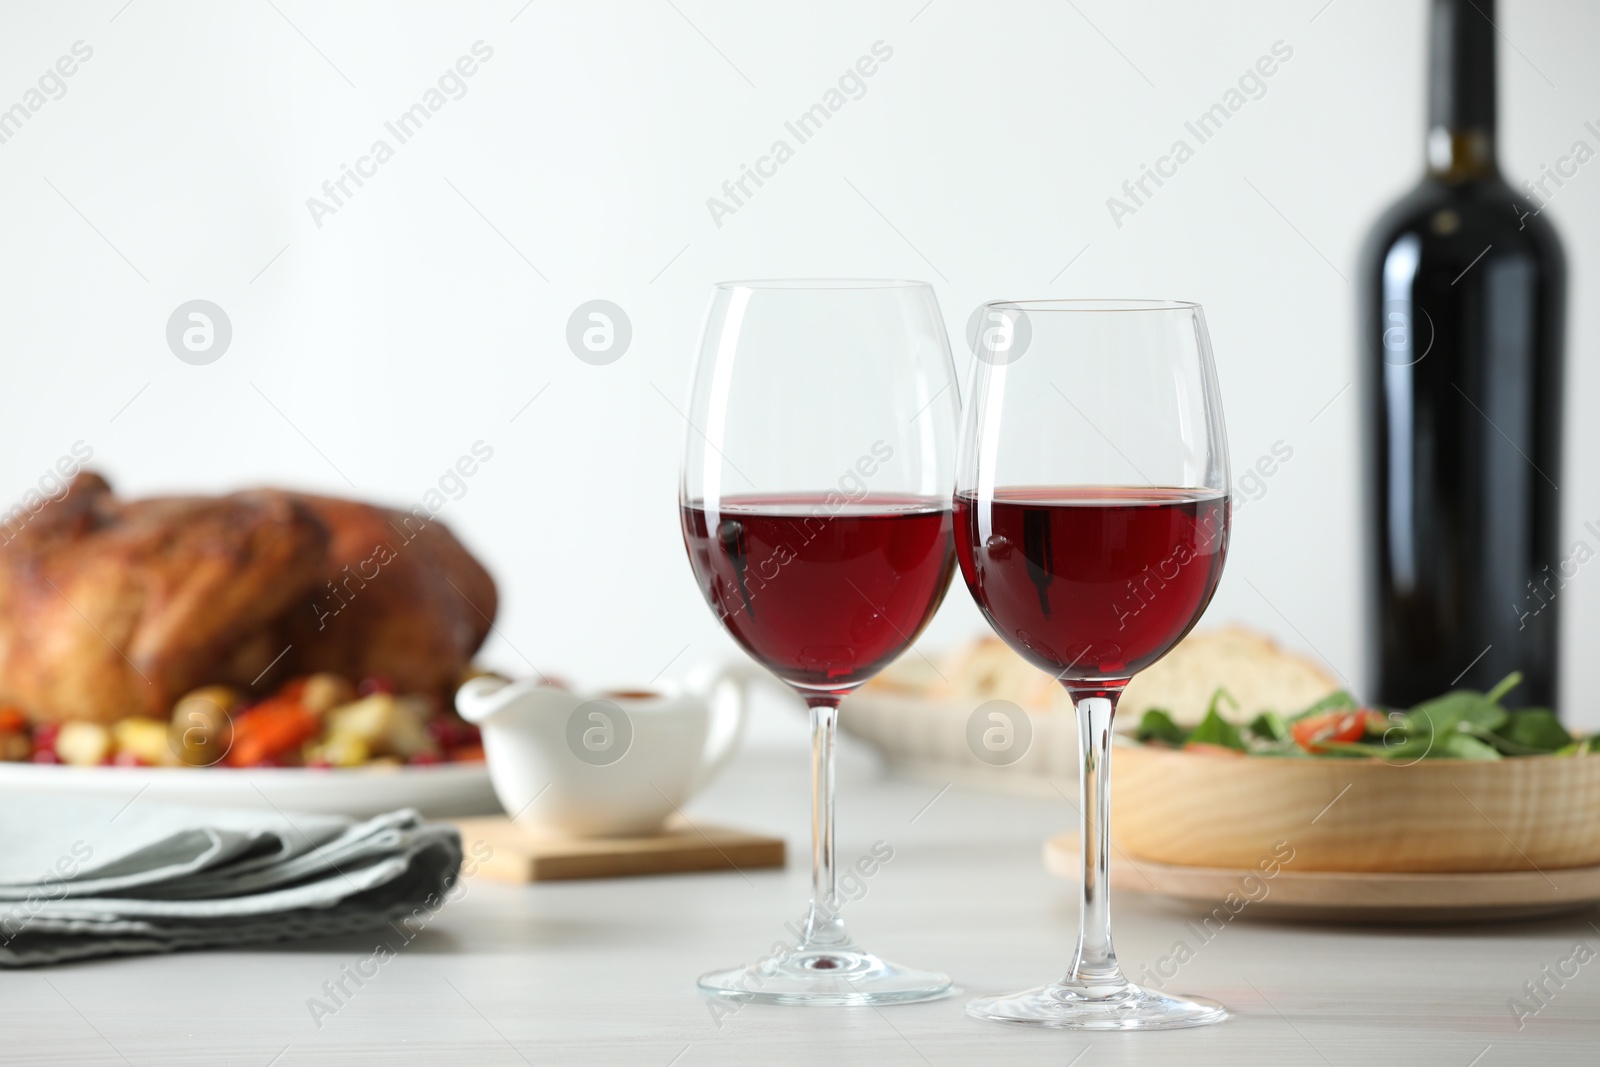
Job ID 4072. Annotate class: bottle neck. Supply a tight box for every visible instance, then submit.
[1426,126,1497,181]
[1425,0,1498,182]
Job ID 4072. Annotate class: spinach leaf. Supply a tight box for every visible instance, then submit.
[1135,708,1187,746]
[1187,705,1245,751]
[1289,690,1360,722]
[1401,689,1508,741]
[1377,734,1436,762]
[1247,710,1289,743]
[1493,709,1571,753]
[1439,732,1502,760]
[1484,671,1524,706]
[1206,687,1240,718]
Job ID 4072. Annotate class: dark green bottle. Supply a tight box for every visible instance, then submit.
[1359,0,1566,711]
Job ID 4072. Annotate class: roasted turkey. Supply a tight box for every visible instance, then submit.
[0,473,497,723]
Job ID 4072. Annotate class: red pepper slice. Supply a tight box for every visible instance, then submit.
[1291,709,1385,754]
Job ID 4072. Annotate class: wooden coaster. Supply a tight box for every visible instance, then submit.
[452,815,786,882]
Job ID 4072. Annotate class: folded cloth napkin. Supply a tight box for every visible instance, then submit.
[0,796,462,967]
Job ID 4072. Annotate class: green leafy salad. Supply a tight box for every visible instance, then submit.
[1134,672,1597,760]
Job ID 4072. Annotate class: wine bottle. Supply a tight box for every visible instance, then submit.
[1360,0,1566,711]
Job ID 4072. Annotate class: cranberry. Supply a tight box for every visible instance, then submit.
[426,717,481,749]
[112,751,146,768]
[32,722,61,753]
[408,751,443,766]
[357,677,395,697]
[31,749,60,765]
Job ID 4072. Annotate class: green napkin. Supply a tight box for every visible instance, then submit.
[0,796,462,967]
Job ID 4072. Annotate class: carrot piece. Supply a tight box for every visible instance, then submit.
[225,699,319,767]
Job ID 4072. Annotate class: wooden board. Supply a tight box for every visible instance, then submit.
[453,816,785,882]
[1045,832,1600,923]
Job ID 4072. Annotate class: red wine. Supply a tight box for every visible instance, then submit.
[1359,0,1564,709]
[954,487,1229,682]
[681,494,954,692]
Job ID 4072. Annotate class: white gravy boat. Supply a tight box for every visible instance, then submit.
[456,665,753,837]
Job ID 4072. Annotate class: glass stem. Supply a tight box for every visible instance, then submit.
[799,697,849,950]
[1066,689,1125,993]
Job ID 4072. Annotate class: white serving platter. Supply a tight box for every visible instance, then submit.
[0,760,501,818]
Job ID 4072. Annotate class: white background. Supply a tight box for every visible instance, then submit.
[0,0,1595,731]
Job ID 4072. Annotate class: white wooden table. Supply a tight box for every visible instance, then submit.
[6,741,1598,1065]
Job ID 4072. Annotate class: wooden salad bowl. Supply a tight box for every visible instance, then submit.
[1110,740,1600,873]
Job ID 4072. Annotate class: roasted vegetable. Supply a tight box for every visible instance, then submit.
[325,694,438,761]
[56,721,111,767]
[26,671,483,770]
[113,717,177,767]
[170,686,244,767]
[225,696,320,767]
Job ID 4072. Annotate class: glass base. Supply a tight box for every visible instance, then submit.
[966,979,1227,1030]
[699,946,953,1006]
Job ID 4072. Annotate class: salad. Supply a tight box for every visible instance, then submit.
[1134,672,1597,760]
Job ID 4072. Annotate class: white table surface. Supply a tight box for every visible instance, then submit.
[5,739,1599,1066]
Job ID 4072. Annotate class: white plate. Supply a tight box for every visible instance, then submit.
[0,761,501,818]
[840,691,1078,796]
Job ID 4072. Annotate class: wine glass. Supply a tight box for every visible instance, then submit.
[955,299,1231,1029]
[679,279,960,1005]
